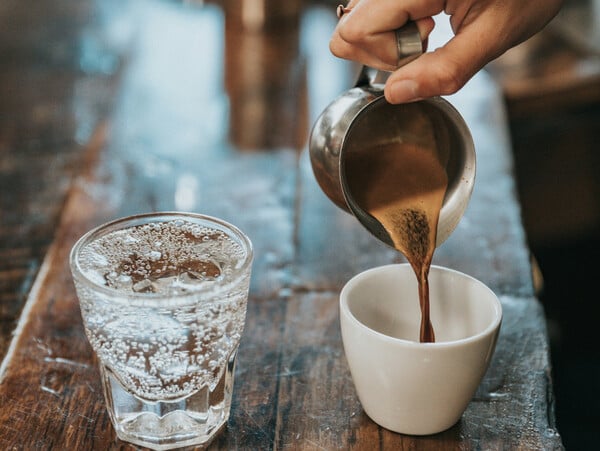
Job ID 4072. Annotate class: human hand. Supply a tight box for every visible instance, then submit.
[330,0,564,103]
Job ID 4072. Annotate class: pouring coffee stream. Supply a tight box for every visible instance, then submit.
[309,21,476,342]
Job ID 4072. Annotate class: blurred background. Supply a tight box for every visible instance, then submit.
[0,0,597,448]
[488,0,600,448]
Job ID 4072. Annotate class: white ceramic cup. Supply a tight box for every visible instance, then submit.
[340,264,502,435]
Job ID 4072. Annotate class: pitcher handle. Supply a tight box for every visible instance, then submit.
[354,21,423,89]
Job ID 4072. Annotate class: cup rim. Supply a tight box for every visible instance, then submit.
[340,263,502,348]
[69,211,253,305]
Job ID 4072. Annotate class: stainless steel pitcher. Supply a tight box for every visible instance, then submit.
[308,47,475,248]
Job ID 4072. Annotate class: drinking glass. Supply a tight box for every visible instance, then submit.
[70,212,253,450]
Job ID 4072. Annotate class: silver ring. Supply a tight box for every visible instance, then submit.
[395,22,422,67]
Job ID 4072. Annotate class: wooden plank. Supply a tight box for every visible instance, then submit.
[0,0,123,360]
[0,124,116,450]
[0,1,563,449]
[275,289,380,450]
[1,1,298,448]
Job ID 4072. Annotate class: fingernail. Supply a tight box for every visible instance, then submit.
[388,80,421,103]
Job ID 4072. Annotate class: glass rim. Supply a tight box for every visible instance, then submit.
[69,211,253,303]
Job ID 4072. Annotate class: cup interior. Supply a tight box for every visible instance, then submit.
[342,264,501,344]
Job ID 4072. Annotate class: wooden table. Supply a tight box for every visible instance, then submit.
[0,1,564,449]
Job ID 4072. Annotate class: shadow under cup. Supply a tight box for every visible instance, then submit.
[340,264,502,435]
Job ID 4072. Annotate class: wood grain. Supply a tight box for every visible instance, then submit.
[0,1,563,449]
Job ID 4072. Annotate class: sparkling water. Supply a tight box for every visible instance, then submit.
[71,215,252,450]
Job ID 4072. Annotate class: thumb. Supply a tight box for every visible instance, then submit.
[384,30,493,103]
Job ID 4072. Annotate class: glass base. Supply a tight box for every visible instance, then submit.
[99,354,236,450]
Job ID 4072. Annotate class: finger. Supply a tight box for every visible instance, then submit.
[340,0,443,34]
[384,29,495,103]
[330,17,435,70]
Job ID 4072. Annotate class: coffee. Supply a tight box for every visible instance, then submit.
[344,140,448,342]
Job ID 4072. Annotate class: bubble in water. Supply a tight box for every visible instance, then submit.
[147,250,162,261]
[74,217,250,400]
[78,219,245,295]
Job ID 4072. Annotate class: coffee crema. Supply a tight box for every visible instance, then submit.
[345,140,449,343]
